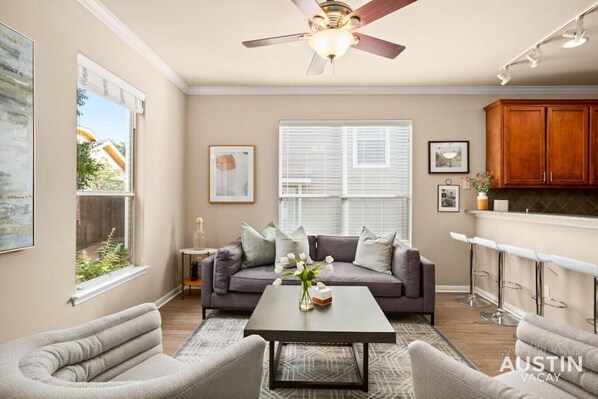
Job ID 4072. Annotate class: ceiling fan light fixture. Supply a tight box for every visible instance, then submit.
[308,28,354,61]
[526,47,543,68]
[497,67,511,86]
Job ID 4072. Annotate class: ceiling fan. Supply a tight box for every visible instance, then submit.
[242,0,417,75]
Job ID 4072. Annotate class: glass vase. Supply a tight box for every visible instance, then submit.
[299,281,314,311]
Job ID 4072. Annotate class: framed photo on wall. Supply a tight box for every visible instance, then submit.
[0,23,34,253]
[438,185,460,212]
[428,141,469,174]
[209,145,255,203]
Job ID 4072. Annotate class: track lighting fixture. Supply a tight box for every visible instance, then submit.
[495,4,596,85]
[562,17,589,48]
[497,68,511,86]
[526,47,543,68]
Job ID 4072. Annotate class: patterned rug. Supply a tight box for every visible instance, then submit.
[174,311,475,398]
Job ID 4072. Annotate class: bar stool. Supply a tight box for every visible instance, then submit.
[500,245,567,317]
[474,237,520,326]
[449,232,491,308]
[551,255,598,334]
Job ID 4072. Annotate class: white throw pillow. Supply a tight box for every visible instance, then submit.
[275,226,311,268]
[353,226,397,273]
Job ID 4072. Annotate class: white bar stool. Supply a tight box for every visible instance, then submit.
[500,245,566,317]
[551,255,598,334]
[474,237,520,327]
[449,232,491,308]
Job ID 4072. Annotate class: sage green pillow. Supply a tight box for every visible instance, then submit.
[353,226,397,273]
[275,226,311,268]
[241,222,277,268]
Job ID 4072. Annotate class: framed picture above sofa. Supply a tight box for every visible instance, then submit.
[209,145,255,203]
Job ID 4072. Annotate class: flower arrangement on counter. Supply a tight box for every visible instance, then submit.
[468,171,493,193]
[273,253,334,311]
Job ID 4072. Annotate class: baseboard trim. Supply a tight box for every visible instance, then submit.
[155,286,182,309]
[475,287,525,319]
[436,285,469,293]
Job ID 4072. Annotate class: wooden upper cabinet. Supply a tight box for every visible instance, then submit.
[591,107,598,186]
[547,106,589,186]
[503,106,546,186]
[484,100,597,189]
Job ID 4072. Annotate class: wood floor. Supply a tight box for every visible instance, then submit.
[159,291,516,376]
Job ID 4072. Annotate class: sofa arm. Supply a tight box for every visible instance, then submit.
[421,256,435,314]
[408,340,535,399]
[391,245,421,298]
[201,254,216,309]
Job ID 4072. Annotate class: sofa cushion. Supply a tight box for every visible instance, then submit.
[241,222,276,268]
[229,262,402,298]
[275,226,311,267]
[308,235,317,261]
[494,371,577,399]
[353,227,397,273]
[316,235,359,262]
[213,239,243,295]
[392,245,421,298]
[110,354,186,382]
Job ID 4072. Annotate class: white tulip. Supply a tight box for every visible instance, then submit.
[325,255,334,264]
[273,278,282,286]
[299,252,306,260]
[293,269,302,276]
[274,265,284,273]
[317,282,327,290]
[287,253,296,260]
[296,261,305,271]
[280,257,289,265]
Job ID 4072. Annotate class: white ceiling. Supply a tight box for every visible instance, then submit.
[100,0,598,87]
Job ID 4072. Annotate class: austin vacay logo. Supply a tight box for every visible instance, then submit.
[498,347,583,383]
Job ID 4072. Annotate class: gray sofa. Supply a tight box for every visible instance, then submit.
[201,235,436,323]
[409,313,598,399]
[0,303,266,399]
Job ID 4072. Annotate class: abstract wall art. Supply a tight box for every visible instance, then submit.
[0,23,34,253]
[209,145,255,203]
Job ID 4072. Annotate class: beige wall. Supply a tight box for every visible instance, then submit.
[186,93,597,288]
[0,0,187,343]
[474,214,598,333]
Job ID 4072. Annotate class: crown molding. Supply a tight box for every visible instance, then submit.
[187,85,598,96]
[78,0,189,93]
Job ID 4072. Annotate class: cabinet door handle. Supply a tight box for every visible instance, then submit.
[550,172,553,182]
[543,172,546,182]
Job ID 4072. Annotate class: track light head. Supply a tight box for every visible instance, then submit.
[497,68,511,86]
[562,17,589,48]
[526,47,544,68]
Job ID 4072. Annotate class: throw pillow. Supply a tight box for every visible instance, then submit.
[353,226,397,273]
[275,226,311,267]
[241,222,277,267]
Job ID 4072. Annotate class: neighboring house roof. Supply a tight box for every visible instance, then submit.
[77,127,125,171]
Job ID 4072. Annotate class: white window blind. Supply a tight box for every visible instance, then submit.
[279,121,412,241]
[77,53,145,114]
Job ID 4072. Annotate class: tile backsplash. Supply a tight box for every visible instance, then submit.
[488,188,598,216]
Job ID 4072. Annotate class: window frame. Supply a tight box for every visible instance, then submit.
[278,120,412,242]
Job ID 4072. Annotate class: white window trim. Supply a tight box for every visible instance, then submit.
[352,129,391,168]
[70,265,149,306]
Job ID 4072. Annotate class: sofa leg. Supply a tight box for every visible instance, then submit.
[202,307,206,320]
[429,313,435,326]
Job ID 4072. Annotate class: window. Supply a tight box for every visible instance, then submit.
[279,121,412,242]
[75,54,145,285]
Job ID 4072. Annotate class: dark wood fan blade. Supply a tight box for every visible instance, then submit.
[306,52,328,75]
[346,0,417,29]
[290,0,328,22]
[352,33,406,59]
[242,33,310,48]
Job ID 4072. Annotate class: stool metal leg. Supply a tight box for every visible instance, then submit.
[455,244,491,308]
[595,277,598,334]
[481,251,519,326]
[536,261,544,317]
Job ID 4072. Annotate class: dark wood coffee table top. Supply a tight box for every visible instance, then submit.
[243,286,396,344]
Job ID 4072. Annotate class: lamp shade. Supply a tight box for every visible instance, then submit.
[308,29,354,61]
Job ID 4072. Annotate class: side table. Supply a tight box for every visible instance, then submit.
[179,248,217,299]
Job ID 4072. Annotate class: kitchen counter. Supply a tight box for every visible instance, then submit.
[465,209,598,230]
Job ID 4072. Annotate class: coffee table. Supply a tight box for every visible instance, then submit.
[243,285,396,392]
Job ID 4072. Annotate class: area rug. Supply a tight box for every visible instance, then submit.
[174,311,474,398]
